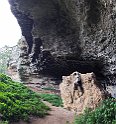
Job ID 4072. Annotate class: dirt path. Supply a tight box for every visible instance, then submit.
[13,85,75,124]
[30,101,75,124]
[13,101,75,124]
[29,86,75,124]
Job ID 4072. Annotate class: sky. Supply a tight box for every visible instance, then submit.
[0,0,21,48]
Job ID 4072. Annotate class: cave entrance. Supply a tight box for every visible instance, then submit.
[38,53,104,85]
[0,0,21,47]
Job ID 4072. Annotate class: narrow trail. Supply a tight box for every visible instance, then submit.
[30,101,75,124]
[13,101,75,124]
[13,85,75,124]
[29,86,75,124]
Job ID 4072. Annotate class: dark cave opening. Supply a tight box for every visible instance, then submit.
[37,53,105,84]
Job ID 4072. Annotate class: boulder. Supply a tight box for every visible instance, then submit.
[60,71,109,114]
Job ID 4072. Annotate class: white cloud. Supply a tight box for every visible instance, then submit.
[0,0,21,48]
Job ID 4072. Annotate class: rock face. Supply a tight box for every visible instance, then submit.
[106,85,116,98]
[17,36,31,82]
[8,0,116,85]
[59,72,108,113]
[16,36,60,85]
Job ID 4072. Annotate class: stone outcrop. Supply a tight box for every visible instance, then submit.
[106,85,116,98]
[8,0,116,85]
[13,36,60,88]
[60,72,109,114]
[17,36,30,82]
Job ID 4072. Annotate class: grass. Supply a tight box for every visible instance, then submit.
[74,98,116,124]
[39,93,63,107]
[0,74,50,123]
[42,87,56,91]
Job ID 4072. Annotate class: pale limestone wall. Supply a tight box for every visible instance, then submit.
[60,72,108,114]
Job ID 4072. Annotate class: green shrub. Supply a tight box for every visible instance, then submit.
[74,98,116,124]
[0,74,50,123]
[39,93,63,107]
[0,121,8,124]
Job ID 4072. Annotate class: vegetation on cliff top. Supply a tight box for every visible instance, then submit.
[0,73,50,123]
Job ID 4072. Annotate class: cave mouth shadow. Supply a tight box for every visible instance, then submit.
[39,56,105,86]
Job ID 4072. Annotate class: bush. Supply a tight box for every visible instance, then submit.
[39,93,63,107]
[74,98,116,124]
[0,121,8,124]
[0,74,50,123]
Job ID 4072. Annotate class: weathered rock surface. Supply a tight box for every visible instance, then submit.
[17,36,31,82]
[106,85,116,98]
[16,36,60,85]
[8,0,116,85]
[59,72,109,114]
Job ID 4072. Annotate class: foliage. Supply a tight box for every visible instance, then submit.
[74,98,116,124]
[0,46,12,74]
[39,93,63,107]
[0,121,8,124]
[0,74,50,123]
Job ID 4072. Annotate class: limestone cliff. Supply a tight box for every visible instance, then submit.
[8,0,116,85]
[17,36,31,82]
